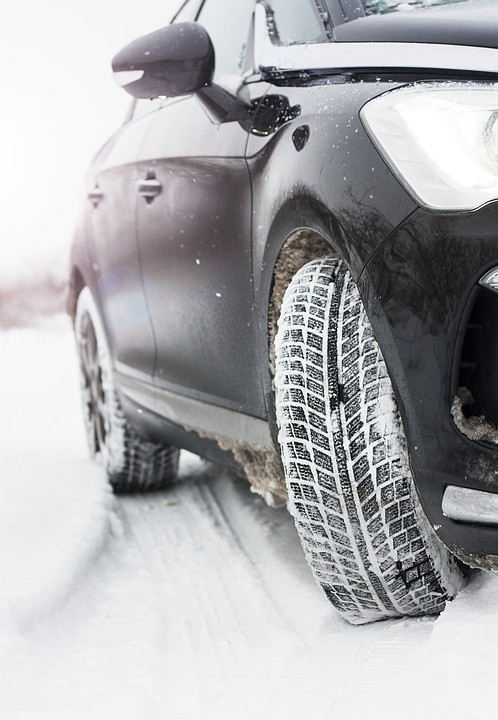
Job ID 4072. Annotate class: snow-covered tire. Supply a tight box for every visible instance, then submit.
[75,288,179,493]
[275,257,465,624]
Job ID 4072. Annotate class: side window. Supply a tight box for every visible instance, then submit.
[196,0,255,77]
[269,0,327,45]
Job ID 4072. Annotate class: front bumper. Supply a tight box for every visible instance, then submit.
[359,204,498,566]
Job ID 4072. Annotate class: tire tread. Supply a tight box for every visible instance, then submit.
[275,257,463,624]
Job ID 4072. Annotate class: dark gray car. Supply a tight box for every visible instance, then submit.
[69,0,498,623]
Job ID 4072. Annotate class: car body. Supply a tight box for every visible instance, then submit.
[69,0,498,621]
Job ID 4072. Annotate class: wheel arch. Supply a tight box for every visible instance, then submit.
[258,194,355,437]
[259,191,367,354]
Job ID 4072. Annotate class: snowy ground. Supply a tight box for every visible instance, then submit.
[2,316,498,720]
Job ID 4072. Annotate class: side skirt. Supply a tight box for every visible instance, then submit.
[114,367,274,450]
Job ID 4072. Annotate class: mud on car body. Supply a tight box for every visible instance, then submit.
[68,0,498,623]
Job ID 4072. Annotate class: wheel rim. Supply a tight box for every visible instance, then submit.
[80,313,108,454]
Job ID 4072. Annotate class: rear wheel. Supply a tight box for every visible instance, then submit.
[275,257,465,624]
[75,288,179,493]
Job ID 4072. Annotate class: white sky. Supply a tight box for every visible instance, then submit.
[0,0,178,285]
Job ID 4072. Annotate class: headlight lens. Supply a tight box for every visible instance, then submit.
[360,83,498,211]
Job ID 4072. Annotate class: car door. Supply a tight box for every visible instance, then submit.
[135,0,265,417]
[86,107,158,377]
[86,0,203,380]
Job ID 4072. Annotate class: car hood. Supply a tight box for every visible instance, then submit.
[333,0,498,50]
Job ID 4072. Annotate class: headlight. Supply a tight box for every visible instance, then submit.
[360,83,498,212]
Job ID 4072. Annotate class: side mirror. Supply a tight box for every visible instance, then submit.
[112,22,215,99]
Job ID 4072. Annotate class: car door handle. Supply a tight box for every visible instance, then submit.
[137,178,162,201]
[88,186,104,207]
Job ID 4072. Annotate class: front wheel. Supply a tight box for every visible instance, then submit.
[75,288,179,493]
[275,257,465,624]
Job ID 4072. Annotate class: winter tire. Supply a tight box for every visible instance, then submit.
[275,257,465,624]
[75,288,179,493]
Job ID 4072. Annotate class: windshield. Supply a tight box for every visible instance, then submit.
[361,0,466,14]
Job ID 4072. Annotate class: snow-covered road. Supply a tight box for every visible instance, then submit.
[2,316,498,720]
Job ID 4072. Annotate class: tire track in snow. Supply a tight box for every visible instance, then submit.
[195,481,301,635]
[120,470,295,656]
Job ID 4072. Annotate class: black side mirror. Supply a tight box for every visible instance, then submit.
[112,22,215,99]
